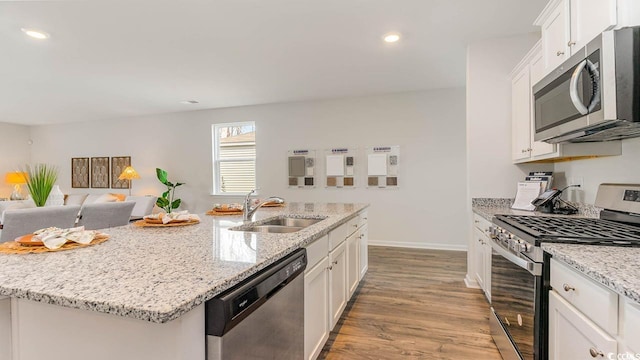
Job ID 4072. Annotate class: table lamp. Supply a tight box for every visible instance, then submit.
[118,166,140,196]
[5,172,28,200]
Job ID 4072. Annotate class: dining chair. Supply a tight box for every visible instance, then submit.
[0,205,82,243]
[77,202,135,230]
[125,195,158,221]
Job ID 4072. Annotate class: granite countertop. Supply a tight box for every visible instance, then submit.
[543,243,640,305]
[0,202,368,323]
[472,198,601,221]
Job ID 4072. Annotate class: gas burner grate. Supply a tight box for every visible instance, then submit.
[496,215,640,243]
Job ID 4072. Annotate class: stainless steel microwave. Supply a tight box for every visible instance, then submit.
[533,26,640,143]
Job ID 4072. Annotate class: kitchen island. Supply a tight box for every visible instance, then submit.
[0,202,368,360]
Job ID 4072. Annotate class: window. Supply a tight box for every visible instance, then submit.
[212,122,256,195]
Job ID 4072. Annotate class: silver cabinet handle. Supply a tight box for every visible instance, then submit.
[589,347,604,357]
[328,265,333,270]
[563,283,576,292]
[333,260,338,265]
[557,50,565,56]
[568,40,576,46]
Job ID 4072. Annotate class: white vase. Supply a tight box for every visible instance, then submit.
[45,185,65,206]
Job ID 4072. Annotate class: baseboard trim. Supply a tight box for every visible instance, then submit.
[464,274,480,289]
[368,240,467,252]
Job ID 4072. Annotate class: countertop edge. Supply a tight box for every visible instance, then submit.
[0,203,370,323]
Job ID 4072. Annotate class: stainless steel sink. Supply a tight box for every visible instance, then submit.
[230,216,326,233]
[241,225,303,233]
[261,217,324,228]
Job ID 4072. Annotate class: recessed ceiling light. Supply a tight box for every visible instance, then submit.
[21,28,50,40]
[383,33,401,43]
[180,100,199,104]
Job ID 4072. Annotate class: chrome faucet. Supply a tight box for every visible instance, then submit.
[243,189,285,221]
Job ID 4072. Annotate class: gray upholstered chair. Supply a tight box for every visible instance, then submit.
[0,205,82,243]
[125,195,158,221]
[77,202,135,230]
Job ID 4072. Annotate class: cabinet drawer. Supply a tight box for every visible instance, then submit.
[622,299,640,353]
[549,290,617,360]
[473,214,492,235]
[550,258,618,334]
[329,223,349,250]
[305,235,329,269]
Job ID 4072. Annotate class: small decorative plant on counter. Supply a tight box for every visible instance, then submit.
[155,168,184,213]
[22,164,58,207]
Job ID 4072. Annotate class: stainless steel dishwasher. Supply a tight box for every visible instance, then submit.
[205,249,307,360]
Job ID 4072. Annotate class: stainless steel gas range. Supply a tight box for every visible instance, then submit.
[488,183,640,360]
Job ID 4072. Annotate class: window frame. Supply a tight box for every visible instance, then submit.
[211,121,257,196]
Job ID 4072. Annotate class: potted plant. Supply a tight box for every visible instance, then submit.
[155,168,184,213]
[22,164,58,207]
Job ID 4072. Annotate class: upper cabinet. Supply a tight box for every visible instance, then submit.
[534,0,640,80]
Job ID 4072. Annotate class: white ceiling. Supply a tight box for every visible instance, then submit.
[0,0,547,125]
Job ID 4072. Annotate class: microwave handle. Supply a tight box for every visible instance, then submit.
[569,60,589,115]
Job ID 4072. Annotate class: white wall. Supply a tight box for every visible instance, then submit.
[0,122,31,199]
[29,90,468,250]
[554,137,640,204]
[466,34,547,200]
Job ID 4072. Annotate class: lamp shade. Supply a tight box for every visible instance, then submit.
[5,172,28,185]
[118,166,140,180]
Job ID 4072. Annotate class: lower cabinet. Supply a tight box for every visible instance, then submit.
[347,231,359,299]
[358,223,368,280]
[548,291,617,360]
[329,241,347,329]
[548,258,640,359]
[470,214,491,301]
[304,212,368,360]
[304,257,330,360]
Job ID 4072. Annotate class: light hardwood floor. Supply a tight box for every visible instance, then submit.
[320,246,502,360]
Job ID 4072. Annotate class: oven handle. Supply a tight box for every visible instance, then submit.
[489,239,542,276]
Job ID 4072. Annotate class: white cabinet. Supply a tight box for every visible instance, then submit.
[511,42,558,163]
[549,291,617,360]
[329,241,347,330]
[303,212,368,360]
[539,0,571,72]
[304,257,330,360]
[346,231,359,299]
[548,258,640,359]
[535,0,638,79]
[0,297,11,360]
[471,214,491,302]
[358,223,368,280]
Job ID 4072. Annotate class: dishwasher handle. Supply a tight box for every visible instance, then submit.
[205,249,307,337]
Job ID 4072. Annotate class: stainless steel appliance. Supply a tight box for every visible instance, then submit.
[489,183,640,360]
[205,249,307,360]
[533,26,640,143]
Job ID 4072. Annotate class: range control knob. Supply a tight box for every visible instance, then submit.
[516,241,531,253]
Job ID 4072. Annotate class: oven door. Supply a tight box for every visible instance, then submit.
[490,239,543,360]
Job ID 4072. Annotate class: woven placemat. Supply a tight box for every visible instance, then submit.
[206,210,243,216]
[0,235,110,255]
[133,219,200,227]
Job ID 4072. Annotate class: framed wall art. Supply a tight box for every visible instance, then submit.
[71,157,90,188]
[111,156,131,189]
[90,157,110,188]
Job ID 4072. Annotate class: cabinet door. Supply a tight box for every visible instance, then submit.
[329,241,347,330]
[482,239,491,302]
[512,65,532,162]
[0,297,10,360]
[542,0,570,72]
[304,257,330,360]
[346,231,359,299]
[570,0,616,53]
[473,227,486,290]
[359,224,368,280]
[548,291,617,360]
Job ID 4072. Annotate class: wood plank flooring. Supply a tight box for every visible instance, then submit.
[320,246,502,360]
